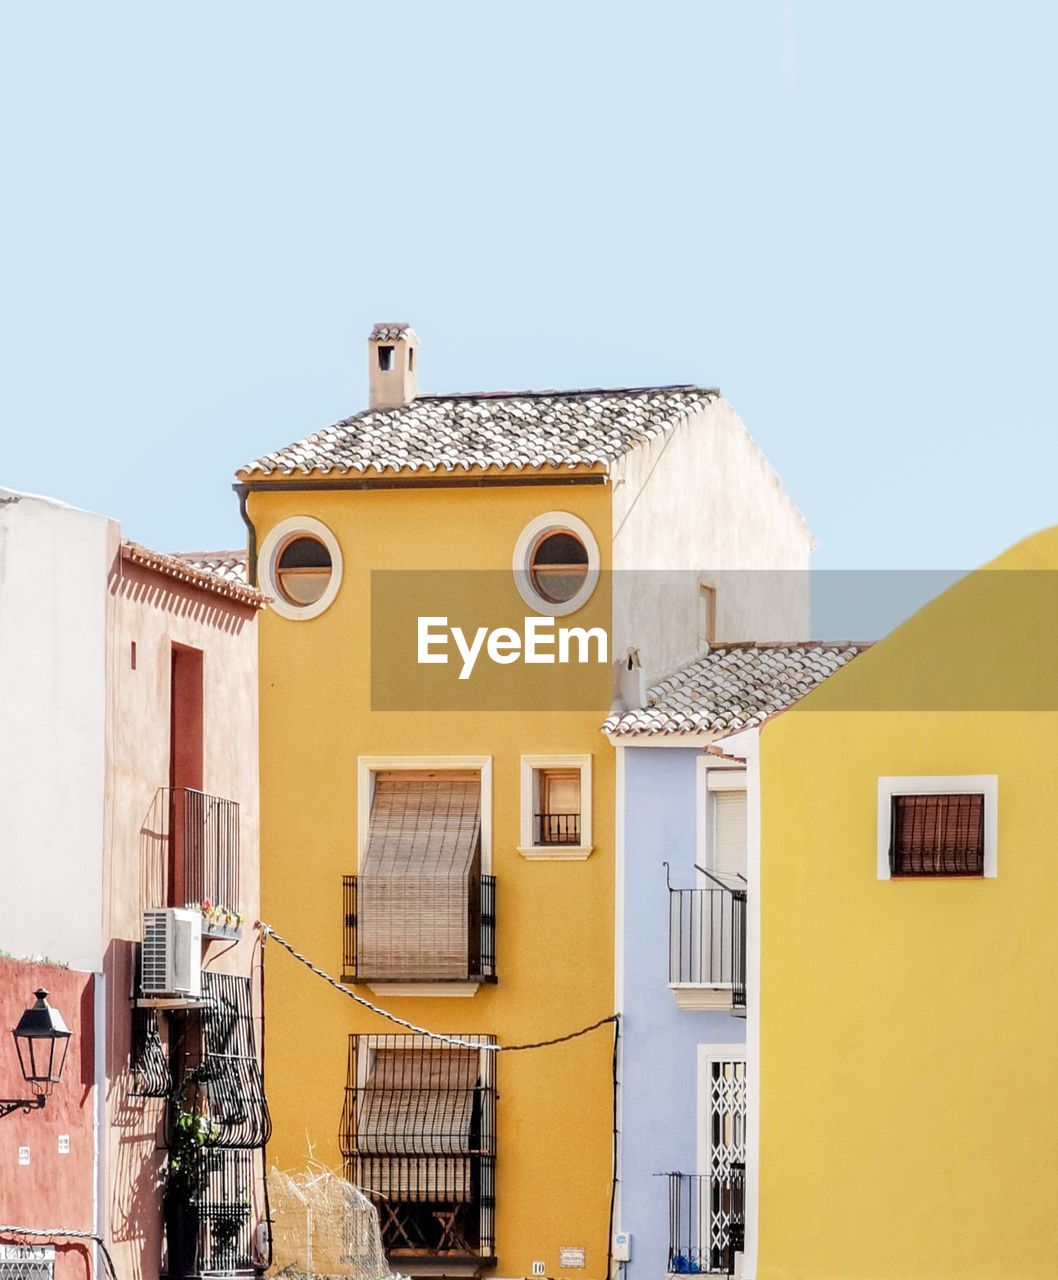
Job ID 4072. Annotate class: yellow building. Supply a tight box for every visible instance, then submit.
[236,325,811,1277]
[755,527,1058,1280]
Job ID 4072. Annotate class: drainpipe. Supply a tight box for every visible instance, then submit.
[232,486,258,587]
[93,971,107,1280]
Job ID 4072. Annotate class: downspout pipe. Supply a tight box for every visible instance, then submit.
[232,485,258,588]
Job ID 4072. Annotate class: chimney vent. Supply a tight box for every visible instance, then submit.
[368,323,418,409]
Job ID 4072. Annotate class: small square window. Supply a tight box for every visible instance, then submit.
[890,793,984,877]
[377,344,395,372]
[519,755,592,859]
[877,776,997,880]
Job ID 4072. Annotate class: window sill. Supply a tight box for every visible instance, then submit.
[518,844,594,862]
[355,981,486,998]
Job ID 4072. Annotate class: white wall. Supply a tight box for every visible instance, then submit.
[0,489,111,970]
[610,398,813,681]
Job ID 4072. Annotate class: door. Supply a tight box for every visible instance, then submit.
[698,1050,747,1273]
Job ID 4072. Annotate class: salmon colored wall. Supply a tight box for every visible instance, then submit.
[251,480,617,1279]
[0,959,95,1280]
[757,527,1058,1280]
[103,545,262,1280]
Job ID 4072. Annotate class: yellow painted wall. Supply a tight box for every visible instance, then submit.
[757,527,1058,1279]
[252,480,617,1278]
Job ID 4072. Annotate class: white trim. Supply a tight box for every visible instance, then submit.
[518,753,593,860]
[605,731,723,749]
[512,510,601,618]
[696,759,748,887]
[612,745,627,1266]
[356,755,493,872]
[258,515,344,621]
[695,1042,748,1177]
[707,770,748,792]
[876,774,998,880]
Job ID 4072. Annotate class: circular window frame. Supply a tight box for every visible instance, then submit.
[259,516,343,621]
[512,511,600,617]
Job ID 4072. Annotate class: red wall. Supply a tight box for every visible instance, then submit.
[0,959,96,1280]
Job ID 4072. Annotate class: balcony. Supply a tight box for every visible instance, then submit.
[665,865,746,1013]
[661,1170,745,1277]
[342,875,496,991]
[141,787,242,939]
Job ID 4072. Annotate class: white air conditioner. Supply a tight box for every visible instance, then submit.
[141,908,202,998]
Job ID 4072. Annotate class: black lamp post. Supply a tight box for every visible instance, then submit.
[0,989,72,1119]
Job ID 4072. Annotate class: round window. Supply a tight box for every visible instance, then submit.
[529,530,589,604]
[513,512,600,617]
[258,516,343,621]
[275,535,332,606]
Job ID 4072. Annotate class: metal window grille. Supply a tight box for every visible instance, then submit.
[340,1033,497,1261]
[196,1146,256,1276]
[533,813,581,845]
[662,1170,745,1276]
[130,1007,173,1097]
[667,881,747,1009]
[0,1252,54,1280]
[141,787,241,915]
[342,875,496,983]
[889,793,985,876]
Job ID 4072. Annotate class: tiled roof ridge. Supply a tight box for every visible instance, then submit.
[121,542,267,609]
[416,382,711,402]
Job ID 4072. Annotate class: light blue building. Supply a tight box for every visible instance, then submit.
[609,643,864,1280]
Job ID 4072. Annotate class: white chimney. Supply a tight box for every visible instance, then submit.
[612,647,647,713]
[368,323,418,410]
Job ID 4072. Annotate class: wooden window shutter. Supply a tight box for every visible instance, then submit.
[890,793,985,876]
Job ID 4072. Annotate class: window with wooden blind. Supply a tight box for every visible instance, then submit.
[358,770,483,980]
[889,793,985,876]
[519,754,593,859]
[877,776,998,880]
[341,1034,497,1260]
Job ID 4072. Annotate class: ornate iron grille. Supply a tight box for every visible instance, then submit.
[190,971,271,1149]
[665,868,747,1009]
[130,1007,173,1097]
[662,1170,744,1276]
[342,875,496,984]
[340,1033,496,1261]
[141,787,241,920]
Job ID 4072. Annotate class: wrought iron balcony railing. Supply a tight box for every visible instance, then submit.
[665,865,746,1009]
[534,812,581,845]
[342,875,496,984]
[142,788,241,936]
[662,1169,745,1276]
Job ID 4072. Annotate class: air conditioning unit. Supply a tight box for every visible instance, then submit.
[141,908,202,998]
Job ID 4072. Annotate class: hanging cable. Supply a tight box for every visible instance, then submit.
[258,923,618,1051]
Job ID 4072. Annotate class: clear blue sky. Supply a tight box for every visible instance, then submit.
[2,2,1055,570]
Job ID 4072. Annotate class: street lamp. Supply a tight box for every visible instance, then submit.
[1,989,72,1119]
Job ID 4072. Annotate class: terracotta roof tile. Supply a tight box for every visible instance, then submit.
[603,642,868,736]
[122,543,266,608]
[239,385,718,478]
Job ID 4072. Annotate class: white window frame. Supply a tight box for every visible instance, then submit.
[876,774,998,880]
[696,759,748,887]
[357,755,493,873]
[257,514,344,622]
[518,754,593,860]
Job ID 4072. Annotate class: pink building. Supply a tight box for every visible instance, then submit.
[0,488,266,1280]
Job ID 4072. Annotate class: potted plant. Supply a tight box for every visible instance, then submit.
[163,1109,217,1279]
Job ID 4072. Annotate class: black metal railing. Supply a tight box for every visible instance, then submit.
[534,812,581,845]
[662,1169,745,1276]
[342,875,496,983]
[341,1034,497,1262]
[142,787,241,922]
[665,866,746,1009]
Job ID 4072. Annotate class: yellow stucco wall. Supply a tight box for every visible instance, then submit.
[757,528,1058,1279]
[251,480,616,1278]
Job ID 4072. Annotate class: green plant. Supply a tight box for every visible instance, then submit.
[163,1108,219,1204]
